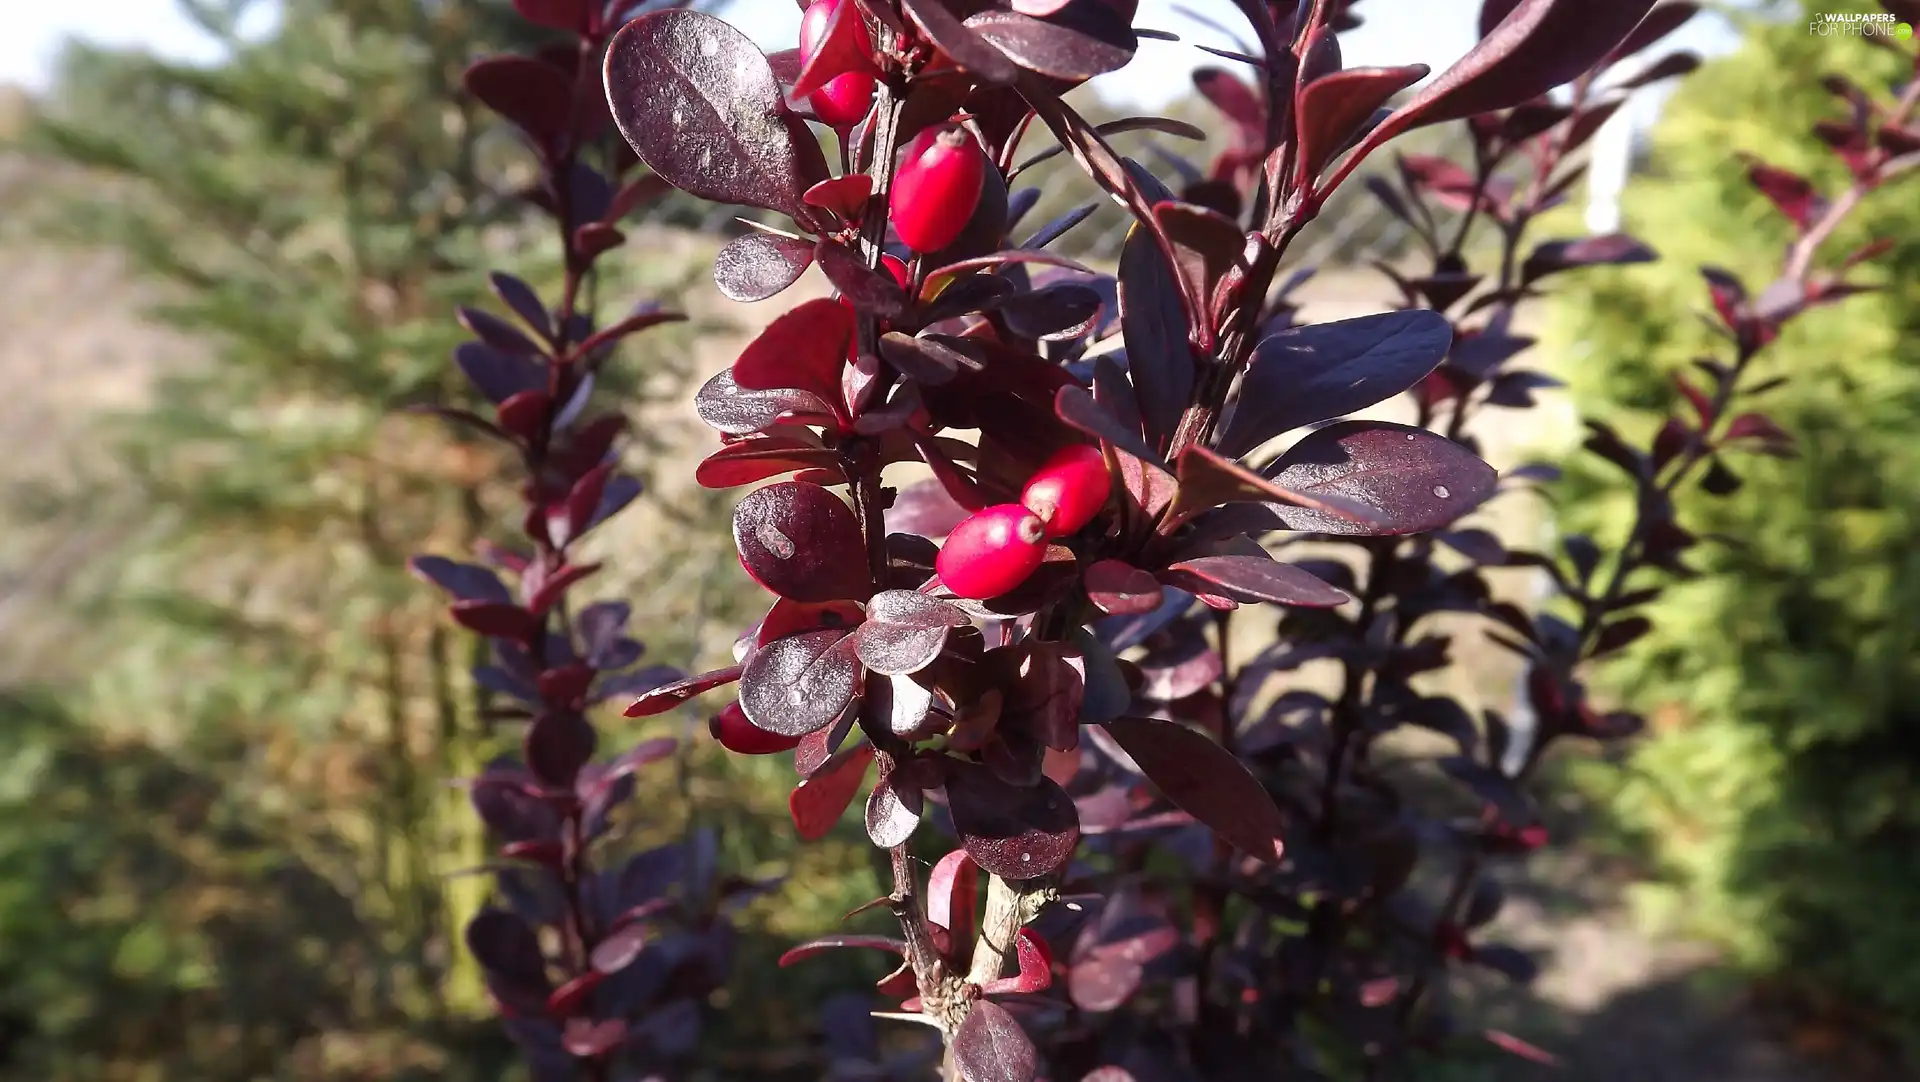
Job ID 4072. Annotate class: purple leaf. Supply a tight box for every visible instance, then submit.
[1117,217,1196,449]
[1160,555,1349,608]
[1522,233,1657,281]
[952,1000,1039,1082]
[1216,310,1453,458]
[525,710,597,788]
[458,306,544,357]
[410,555,511,604]
[740,630,863,737]
[623,664,744,717]
[946,761,1080,880]
[1296,65,1429,184]
[1600,2,1700,68]
[816,240,908,317]
[887,478,972,538]
[465,55,571,151]
[466,908,551,1003]
[714,231,816,302]
[488,273,552,339]
[1055,386,1170,476]
[1084,559,1164,616]
[1168,445,1386,530]
[965,6,1137,82]
[1103,716,1283,862]
[605,10,824,220]
[591,922,649,975]
[900,0,1020,83]
[733,481,872,602]
[778,935,907,967]
[1346,0,1661,171]
[455,342,546,405]
[864,773,924,847]
[1264,421,1498,536]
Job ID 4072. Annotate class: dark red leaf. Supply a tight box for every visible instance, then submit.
[525,710,597,787]
[694,370,836,436]
[1166,445,1385,530]
[900,0,1020,82]
[1160,555,1349,608]
[1217,310,1453,458]
[1600,2,1699,68]
[411,556,511,604]
[451,600,540,641]
[817,241,908,317]
[1055,386,1170,476]
[778,934,907,967]
[790,742,874,839]
[624,664,744,717]
[714,232,816,302]
[927,848,981,948]
[513,0,588,31]
[1744,159,1822,231]
[1296,65,1429,185]
[1264,421,1499,536]
[465,55,572,150]
[455,342,546,404]
[740,629,863,736]
[562,1018,626,1058]
[606,10,825,220]
[1084,559,1164,616]
[1192,68,1264,132]
[864,773,924,847]
[965,6,1137,82]
[946,761,1080,880]
[466,908,550,992]
[732,297,855,401]
[733,481,871,602]
[1522,233,1657,281]
[952,1000,1039,1082]
[696,438,843,488]
[1486,1029,1558,1065]
[590,922,650,975]
[1104,716,1283,862]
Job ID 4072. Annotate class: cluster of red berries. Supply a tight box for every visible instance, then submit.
[795,0,986,254]
[937,445,1110,599]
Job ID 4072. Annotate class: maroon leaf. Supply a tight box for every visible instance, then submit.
[733,481,871,602]
[624,664,744,717]
[1522,233,1656,281]
[1295,65,1429,185]
[732,297,854,401]
[946,761,1080,880]
[455,342,545,404]
[1744,159,1822,232]
[513,0,588,31]
[1117,216,1196,449]
[466,908,550,993]
[411,555,511,605]
[804,173,875,220]
[1343,0,1660,176]
[965,6,1137,82]
[1192,67,1263,132]
[606,11,823,220]
[694,370,835,436]
[452,600,540,641]
[778,934,907,967]
[1217,310,1453,458]
[1264,421,1498,536]
[1104,716,1283,861]
[817,241,908,317]
[1160,555,1349,608]
[696,438,843,488]
[952,1000,1039,1082]
[864,773,924,847]
[740,629,863,736]
[1055,386,1170,476]
[1486,1029,1559,1065]
[590,922,649,975]
[888,478,973,538]
[1084,559,1164,616]
[525,711,597,788]
[900,0,1020,83]
[1601,2,1700,67]
[714,232,816,302]
[1167,445,1386,530]
[927,848,981,946]
[790,742,875,839]
[465,56,572,151]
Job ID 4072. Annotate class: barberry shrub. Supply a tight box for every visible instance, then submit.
[415,0,1918,1080]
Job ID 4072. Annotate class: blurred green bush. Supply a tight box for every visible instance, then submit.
[1549,0,1920,1060]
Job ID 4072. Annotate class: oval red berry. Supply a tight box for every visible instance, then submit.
[799,0,875,128]
[1020,444,1111,537]
[937,503,1047,599]
[889,127,987,254]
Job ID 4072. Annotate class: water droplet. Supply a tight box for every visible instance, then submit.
[699,37,719,57]
[1407,433,1417,441]
[757,523,796,559]
[1020,852,1031,863]
[671,108,684,127]
[1432,485,1451,499]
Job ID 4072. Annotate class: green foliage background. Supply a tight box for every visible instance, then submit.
[1549,0,1920,1057]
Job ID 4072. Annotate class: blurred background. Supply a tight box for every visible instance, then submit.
[3,0,1917,1080]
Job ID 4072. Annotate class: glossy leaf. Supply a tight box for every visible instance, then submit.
[1296,65,1430,184]
[946,761,1080,880]
[1104,716,1283,861]
[733,481,871,602]
[624,664,744,717]
[1217,310,1453,458]
[1055,386,1170,476]
[1167,445,1385,530]
[740,629,862,737]
[900,0,1019,83]
[1117,219,1196,449]
[952,1000,1039,1082]
[1264,421,1499,536]
[732,297,855,400]
[714,231,815,302]
[864,773,923,847]
[694,370,835,436]
[1160,555,1349,608]
[1083,559,1164,616]
[965,6,1136,82]
[606,10,822,219]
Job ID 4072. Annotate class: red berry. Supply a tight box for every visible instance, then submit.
[1020,444,1110,537]
[889,126,986,254]
[937,503,1047,599]
[799,0,875,129]
[711,701,804,754]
